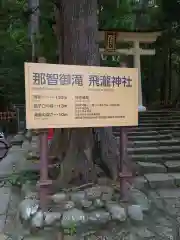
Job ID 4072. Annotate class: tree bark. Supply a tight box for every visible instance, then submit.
[50,0,119,187]
[61,0,99,66]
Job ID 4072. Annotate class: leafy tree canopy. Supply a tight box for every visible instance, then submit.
[1,0,180,104]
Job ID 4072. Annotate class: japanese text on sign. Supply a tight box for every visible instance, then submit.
[32,73,132,87]
[25,62,138,129]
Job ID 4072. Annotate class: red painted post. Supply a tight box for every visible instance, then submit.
[119,127,132,201]
[118,62,133,201]
[37,57,52,209]
[38,130,52,209]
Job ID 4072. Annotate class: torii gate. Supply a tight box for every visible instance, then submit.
[98,30,161,111]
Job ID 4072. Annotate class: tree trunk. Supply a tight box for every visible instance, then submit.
[49,0,119,187]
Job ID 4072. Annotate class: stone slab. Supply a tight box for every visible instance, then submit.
[0,188,11,215]
[163,152,180,160]
[10,134,24,145]
[135,227,155,238]
[129,140,158,148]
[24,231,57,240]
[163,198,180,216]
[0,234,7,240]
[131,176,148,190]
[128,135,171,141]
[132,153,180,163]
[24,237,44,240]
[132,128,180,134]
[147,191,163,209]
[159,139,180,146]
[128,131,158,136]
[0,215,6,232]
[0,151,25,176]
[155,217,172,227]
[8,149,26,156]
[130,154,163,163]
[137,162,166,174]
[159,145,180,153]
[154,225,174,240]
[148,191,161,200]
[168,173,180,186]
[164,161,180,172]
[128,147,160,155]
[144,173,175,188]
[139,122,180,127]
[18,161,39,172]
[157,189,180,198]
[132,139,180,147]
[10,145,22,151]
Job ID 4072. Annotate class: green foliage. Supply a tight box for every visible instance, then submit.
[99,0,135,30]
[99,0,162,30]
[0,0,31,103]
[0,0,56,104]
[38,0,56,60]
[63,224,77,236]
[1,0,180,104]
[1,170,40,187]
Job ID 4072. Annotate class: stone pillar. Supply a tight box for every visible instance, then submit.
[133,40,146,112]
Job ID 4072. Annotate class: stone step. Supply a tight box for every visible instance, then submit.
[140,110,180,115]
[129,139,180,148]
[128,131,158,136]
[138,123,180,128]
[132,173,180,189]
[128,147,159,155]
[129,126,180,132]
[127,130,171,136]
[139,114,180,118]
[144,173,180,189]
[128,134,171,142]
[128,146,180,155]
[114,132,172,139]
[114,128,175,134]
[139,115,180,119]
[136,161,167,174]
[140,115,180,119]
[139,119,180,124]
[115,125,180,131]
[130,152,180,163]
[172,132,180,138]
[164,161,180,172]
[140,114,180,118]
[139,115,180,120]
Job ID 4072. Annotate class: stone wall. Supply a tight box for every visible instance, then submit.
[19,181,151,238]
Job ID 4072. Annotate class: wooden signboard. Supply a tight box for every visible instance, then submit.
[25,62,138,129]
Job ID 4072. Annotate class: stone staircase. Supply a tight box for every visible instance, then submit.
[114,110,180,189]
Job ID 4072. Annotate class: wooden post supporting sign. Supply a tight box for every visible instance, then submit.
[37,57,52,209]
